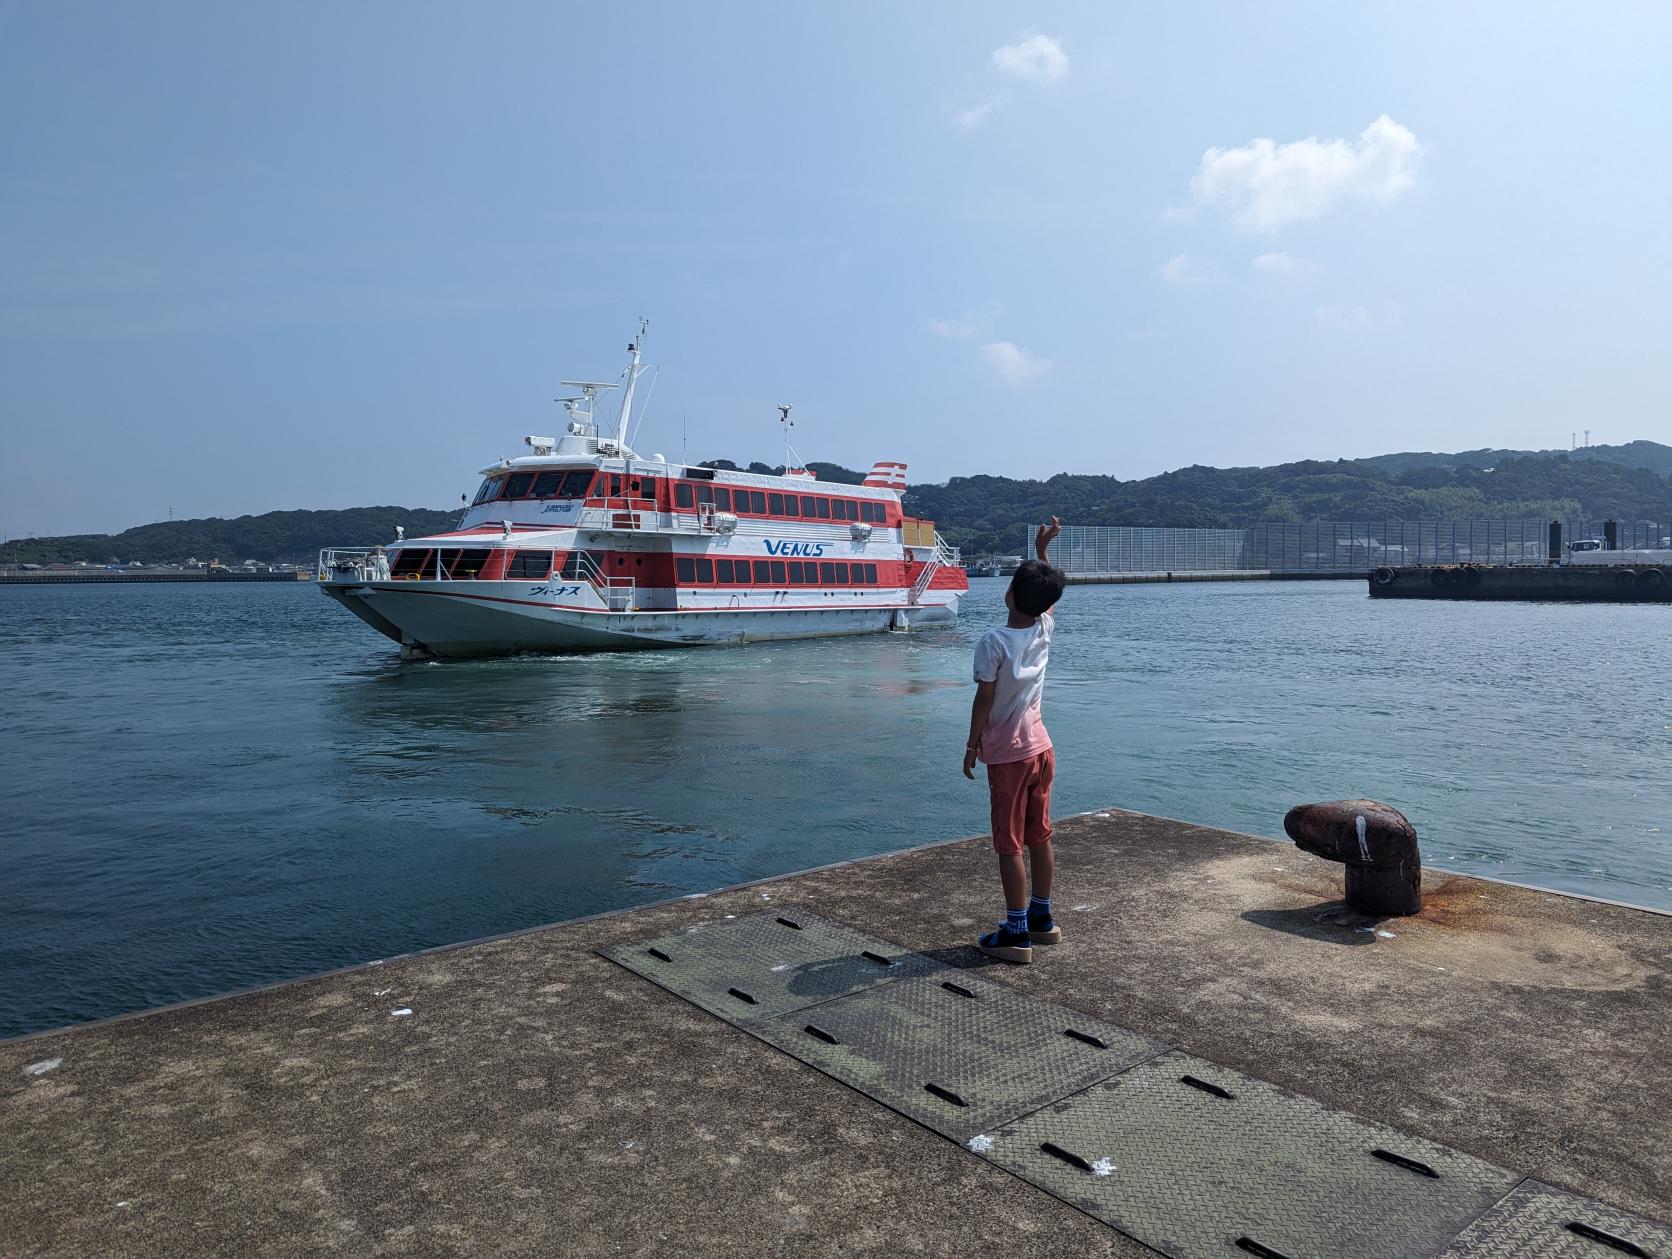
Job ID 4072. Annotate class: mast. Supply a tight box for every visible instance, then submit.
[615,318,649,450]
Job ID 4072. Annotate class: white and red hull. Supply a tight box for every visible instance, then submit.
[323,578,959,657]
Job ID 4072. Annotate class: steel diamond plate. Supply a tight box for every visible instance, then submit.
[1439,1179,1671,1258]
[755,972,1165,1140]
[983,1051,1521,1259]
[600,909,938,1023]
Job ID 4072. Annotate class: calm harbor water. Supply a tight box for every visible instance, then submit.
[2,578,1667,1038]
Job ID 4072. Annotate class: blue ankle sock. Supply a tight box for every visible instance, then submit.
[1029,896,1052,920]
[1004,907,1029,934]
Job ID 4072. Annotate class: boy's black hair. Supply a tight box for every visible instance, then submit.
[1009,559,1065,617]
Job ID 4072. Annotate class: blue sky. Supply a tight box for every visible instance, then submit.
[2,1,1668,536]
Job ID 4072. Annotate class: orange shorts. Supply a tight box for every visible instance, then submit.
[986,748,1055,855]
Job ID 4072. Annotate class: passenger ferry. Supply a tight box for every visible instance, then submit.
[318,325,966,657]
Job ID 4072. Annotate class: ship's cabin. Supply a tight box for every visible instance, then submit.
[465,464,900,527]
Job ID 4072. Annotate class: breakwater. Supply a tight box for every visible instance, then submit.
[1369,563,1672,601]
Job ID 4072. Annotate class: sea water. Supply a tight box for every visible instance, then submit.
[1,578,1666,1037]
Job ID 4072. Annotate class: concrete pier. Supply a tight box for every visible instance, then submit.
[3,810,1668,1256]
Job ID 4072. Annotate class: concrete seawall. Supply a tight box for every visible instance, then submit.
[1063,569,1362,585]
[3,810,1667,1256]
[0,571,308,584]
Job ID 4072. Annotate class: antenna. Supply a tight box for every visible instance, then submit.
[613,319,650,450]
[779,403,804,474]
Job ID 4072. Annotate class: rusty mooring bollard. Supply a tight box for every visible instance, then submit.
[1283,799,1422,916]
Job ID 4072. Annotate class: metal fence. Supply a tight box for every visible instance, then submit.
[1034,520,1671,575]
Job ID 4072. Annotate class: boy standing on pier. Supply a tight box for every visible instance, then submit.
[963,518,1065,964]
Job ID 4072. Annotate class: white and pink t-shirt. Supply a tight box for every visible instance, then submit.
[972,611,1053,765]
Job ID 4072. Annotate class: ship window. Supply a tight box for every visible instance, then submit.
[733,562,750,585]
[504,473,535,499]
[803,563,818,586]
[800,495,816,516]
[783,496,799,517]
[714,487,732,511]
[865,563,878,584]
[633,476,655,499]
[528,472,562,498]
[835,562,849,584]
[753,560,770,582]
[675,483,695,509]
[815,499,831,519]
[695,558,714,583]
[507,550,552,579]
[787,561,803,583]
[820,562,836,583]
[846,501,861,521]
[716,559,734,582]
[443,549,491,578]
[561,471,594,498]
[770,560,786,584]
[676,557,696,583]
[391,548,432,577]
[748,491,766,513]
[697,485,714,506]
[768,493,784,514]
[472,479,497,505]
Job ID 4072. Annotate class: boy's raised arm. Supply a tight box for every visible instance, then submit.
[1035,516,1061,562]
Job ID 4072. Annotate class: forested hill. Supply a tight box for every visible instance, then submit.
[1354,440,1672,478]
[6,444,1670,566]
[4,507,463,567]
[909,453,1672,556]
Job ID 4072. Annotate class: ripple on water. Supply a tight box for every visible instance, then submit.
[0,578,1668,1037]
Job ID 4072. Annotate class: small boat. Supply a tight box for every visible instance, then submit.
[319,325,967,657]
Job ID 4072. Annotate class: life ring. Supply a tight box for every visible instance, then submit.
[1373,566,1396,585]
[1615,569,1638,589]
[1430,569,1448,588]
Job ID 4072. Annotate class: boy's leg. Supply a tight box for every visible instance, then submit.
[979,760,1034,964]
[1025,750,1062,944]
[1028,841,1055,901]
[998,850,1029,910]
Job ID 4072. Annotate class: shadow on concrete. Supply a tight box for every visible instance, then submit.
[914,946,1010,973]
[1241,899,1392,946]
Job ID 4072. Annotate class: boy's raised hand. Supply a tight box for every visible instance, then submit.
[1035,515,1061,559]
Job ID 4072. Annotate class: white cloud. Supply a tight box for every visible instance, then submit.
[993,34,1069,84]
[1189,115,1422,233]
[1252,251,1323,275]
[924,301,1004,340]
[1314,304,1372,329]
[981,340,1053,385]
[1159,254,1220,285]
[1315,300,1403,329]
[950,98,1002,131]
